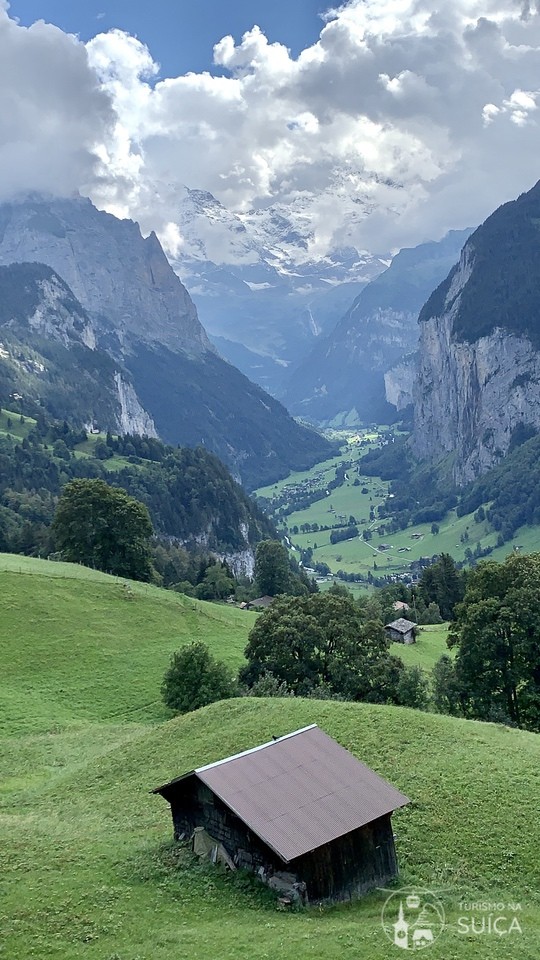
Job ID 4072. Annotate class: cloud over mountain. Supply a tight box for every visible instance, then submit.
[1,0,539,256]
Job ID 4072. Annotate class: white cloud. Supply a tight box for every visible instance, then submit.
[1,1,540,256]
[0,3,114,201]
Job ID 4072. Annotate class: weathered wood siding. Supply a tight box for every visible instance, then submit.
[292,814,398,903]
[169,781,284,874]
[167,784,399,904]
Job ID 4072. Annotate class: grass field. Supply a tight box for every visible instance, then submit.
[0,555,255,737]
[255,443,540,581]
[0,406,35,439]
[1,557,539,959]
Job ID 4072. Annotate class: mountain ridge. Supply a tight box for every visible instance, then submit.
[282,229,472,424]
[0,195,333,488]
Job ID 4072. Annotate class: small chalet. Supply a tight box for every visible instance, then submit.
[385,617,417,644]
[245,595,274,611]
[153,724,409,904]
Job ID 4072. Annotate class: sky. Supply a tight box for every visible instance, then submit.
[2,0,540,258]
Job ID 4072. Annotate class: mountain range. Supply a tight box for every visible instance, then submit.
[281,229,472,425]
[0,194,332,489]
[168,187,389,394]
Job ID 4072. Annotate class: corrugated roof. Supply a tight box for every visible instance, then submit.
[153,725,409,863]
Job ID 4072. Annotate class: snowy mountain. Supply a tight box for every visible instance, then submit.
[168,187,389,394]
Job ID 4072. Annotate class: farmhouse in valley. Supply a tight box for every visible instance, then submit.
[384,617,417,644]
[153,724,409,904]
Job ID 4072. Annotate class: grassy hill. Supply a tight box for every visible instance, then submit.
[0,554,254,736]
[1,556,539,958]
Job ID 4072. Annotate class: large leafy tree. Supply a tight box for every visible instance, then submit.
[254,539,293,596]
[240,593,406,703]
[253,539,311,597]
[53,478,153,581]
[448,553,540,730]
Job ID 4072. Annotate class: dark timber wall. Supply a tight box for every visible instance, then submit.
[291,815,398,903]
[167,779,399,903]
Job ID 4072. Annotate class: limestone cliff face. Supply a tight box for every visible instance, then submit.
[114,373,158,437]
[413,225,540,483]
[384,354,416,411]
[27,272,95,349]
[0,195,211,356]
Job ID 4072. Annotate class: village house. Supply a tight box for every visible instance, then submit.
[153,725,409,905]
[244,595,274,611]
[384,617,418,644]
[393,600,410,613]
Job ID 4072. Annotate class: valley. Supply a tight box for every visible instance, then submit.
[255,429,540,586]
[1,5,540,959]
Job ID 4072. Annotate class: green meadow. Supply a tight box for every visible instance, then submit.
[0,556,538,959]
[255,442,540,579]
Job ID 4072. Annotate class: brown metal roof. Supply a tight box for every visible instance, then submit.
[153,724,409,863]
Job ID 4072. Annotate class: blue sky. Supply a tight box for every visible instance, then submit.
[9,0,330,76]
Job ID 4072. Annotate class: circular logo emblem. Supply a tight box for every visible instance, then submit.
[381,887,446,950]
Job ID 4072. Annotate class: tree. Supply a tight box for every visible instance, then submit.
[419,553,464,620]
[194,562,235,601]
[52,478,153,580]
[240,593,404,703]
[448,553,540,730]
[395,665,430,710]
[161,642,235,714]
[254,540,291,596]
[432,655,463,716]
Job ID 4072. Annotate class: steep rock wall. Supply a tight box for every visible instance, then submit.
[413,248,540,483]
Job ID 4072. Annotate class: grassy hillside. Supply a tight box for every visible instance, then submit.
[0,554,254,736]
[1,556,539,959]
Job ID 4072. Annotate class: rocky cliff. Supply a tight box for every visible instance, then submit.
[283,230,471,424]
[413,180,540,483]
[0,195,332,488]
[0,195,210,356]
[0,261,156,435]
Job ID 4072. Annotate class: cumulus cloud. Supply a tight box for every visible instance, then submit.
[0,2,114,201]
[1,1,540,256]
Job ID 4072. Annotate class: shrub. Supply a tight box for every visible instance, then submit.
[161,641,235,714]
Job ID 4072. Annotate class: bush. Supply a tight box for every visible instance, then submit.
[161,641,235,714]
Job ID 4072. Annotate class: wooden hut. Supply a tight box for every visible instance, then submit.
[384,617,417,644]
[153,724,409,904]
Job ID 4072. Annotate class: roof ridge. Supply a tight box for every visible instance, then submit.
[195,724,318,774]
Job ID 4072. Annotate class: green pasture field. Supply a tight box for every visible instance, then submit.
[1,556,539,959]
[397,624,451,670]
[0,406,35,439]
[256,437,540,580]
[0,555,254,737]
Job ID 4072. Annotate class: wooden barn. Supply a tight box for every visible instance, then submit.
[153,724,409,905]
[384,617,417,644]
